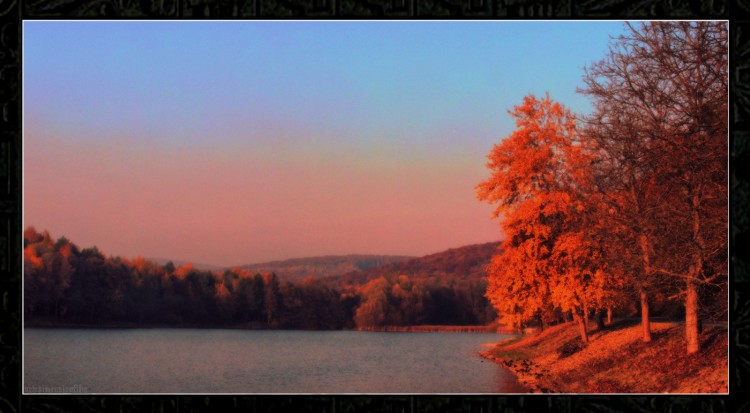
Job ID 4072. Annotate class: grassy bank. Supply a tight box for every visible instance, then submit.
[481,319,727,393]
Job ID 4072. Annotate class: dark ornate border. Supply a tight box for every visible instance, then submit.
[0,2,740,413]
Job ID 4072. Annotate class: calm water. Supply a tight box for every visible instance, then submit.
[24,328,527,393]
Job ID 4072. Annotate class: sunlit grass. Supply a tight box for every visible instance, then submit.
[482,320,727,393]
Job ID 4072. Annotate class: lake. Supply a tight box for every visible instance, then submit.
[24,328,527,393]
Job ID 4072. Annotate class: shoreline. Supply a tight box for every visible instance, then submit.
[479,348,550,393]
[478,335,550,393]
[24,321,514,334]
[479,319,728,393]
[356,324,515,333]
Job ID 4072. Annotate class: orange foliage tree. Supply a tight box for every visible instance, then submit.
[477,94,614,343]
[353,274,430,329]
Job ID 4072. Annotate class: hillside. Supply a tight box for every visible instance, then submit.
[321,241,502,289]
[235,254,415,281]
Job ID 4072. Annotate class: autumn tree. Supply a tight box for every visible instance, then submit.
[213,271,235,324]
[232,271,257,323]
[251,273,266,323]
[354,276,391,328]
[579,22,728,353]
[477,94,610,343]
[125,257,163,324]
[280,277,348,329]
[352,275,433,328]
[65,246,107,322]
[390,275,429,326]
[263,273,282,327]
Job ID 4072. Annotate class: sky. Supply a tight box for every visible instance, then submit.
[24,21,626,267]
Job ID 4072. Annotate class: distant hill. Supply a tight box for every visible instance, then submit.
[235,255,416,281]
[147,258,225,272]
[321,241,502,289]
[146,241,502,285]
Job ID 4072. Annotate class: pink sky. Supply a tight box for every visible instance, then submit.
[24,123,501,266]
[23,22,619,266]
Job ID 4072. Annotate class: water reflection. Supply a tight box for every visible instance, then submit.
[25,329,527,393]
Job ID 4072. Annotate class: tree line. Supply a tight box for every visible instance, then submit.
[23,227,495,329]
[476,22,727,354]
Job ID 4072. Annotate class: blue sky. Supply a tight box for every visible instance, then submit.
[24,21,627,265]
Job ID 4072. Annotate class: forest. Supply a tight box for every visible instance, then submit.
[23,227,496,330]
[476,21,727,354]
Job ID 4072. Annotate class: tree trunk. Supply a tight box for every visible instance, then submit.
[685,279,700,354]
[585,303,591,331]
[575,311,589,344]
[639,289,652,342]
[638,234,653,343]
[516,313,522,335]
[607,307,613,325]
[596,309,605,330]
[685,193,703,354]
[538,313,545,331]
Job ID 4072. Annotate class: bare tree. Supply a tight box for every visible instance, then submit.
[579,22,728,354]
